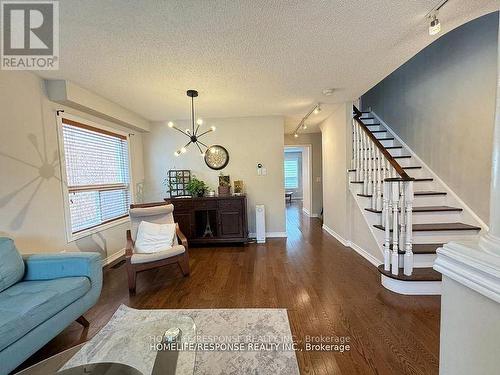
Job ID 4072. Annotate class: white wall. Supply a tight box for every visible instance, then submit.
[439,277,500,375]
[362,12,499,225]
[320,103,381,261]
[0,71,146,260]
[143,116,286,235]
[284,132,323,216]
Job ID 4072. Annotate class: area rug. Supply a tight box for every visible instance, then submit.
[63,305,300,375]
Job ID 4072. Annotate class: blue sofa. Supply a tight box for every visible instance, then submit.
[0,237,102,374]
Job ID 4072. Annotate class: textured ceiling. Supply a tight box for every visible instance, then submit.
[37,1,499,133]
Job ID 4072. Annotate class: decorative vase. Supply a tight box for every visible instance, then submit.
[218,186,230,196]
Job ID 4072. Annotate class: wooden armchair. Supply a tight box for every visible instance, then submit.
[126,202,190,293]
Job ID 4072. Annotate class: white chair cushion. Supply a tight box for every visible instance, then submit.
[135,221,176,254]
[130,245,185,264]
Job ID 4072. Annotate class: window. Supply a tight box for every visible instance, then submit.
[59,116,131,239]
[284,159,299,189]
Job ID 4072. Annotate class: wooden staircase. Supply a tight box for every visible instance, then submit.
[349,108,484,295]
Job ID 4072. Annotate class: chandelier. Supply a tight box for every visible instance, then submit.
[168,89,215,157]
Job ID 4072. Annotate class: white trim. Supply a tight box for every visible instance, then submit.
[349,241,382,267]
[371,110,489,231]
[380,275,442,295]
[302,207,320,217]
[249,232,288,238]
[103,248,125,267]
[322,224,349,246]
[71,217,130,242]
[55,111,134,243]
[322,224,382,267]
[434,241,500,303]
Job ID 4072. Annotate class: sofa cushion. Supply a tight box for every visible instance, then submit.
[0,276,91,351]
[0,238,25,293]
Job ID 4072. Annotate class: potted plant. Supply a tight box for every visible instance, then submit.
[186,176,209,197]
[218,174,231,196]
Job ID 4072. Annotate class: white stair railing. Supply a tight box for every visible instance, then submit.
[352,106,415,276]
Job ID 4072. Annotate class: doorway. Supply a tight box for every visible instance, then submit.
[284,145,312,231]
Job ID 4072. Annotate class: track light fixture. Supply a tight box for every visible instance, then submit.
[426,0,448,36]
[428,12,441,35]
[168,90,216,157]
[292,103,321,138]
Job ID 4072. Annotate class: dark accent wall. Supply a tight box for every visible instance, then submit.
[362,12,499,224]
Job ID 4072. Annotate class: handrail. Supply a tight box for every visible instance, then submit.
[353,105,412,180]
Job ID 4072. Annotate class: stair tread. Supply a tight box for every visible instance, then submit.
[351,177,431,184]
[366,123,381,126]
[371,130,387,133]
[378,265,442,281]
[357,190,446,197]
[365,206,463,214]
[377,137,395,141]
[386,146,403,149]
[374,222,481,232]
[402,166,422,169]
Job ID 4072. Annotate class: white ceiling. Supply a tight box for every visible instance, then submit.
[37,1,499,133]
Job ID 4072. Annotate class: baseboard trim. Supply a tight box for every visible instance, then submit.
[103,248,125,267]
[322,224,381,267]
[381,274,442,295]
[302,207,320,218]
[248,232,288,239]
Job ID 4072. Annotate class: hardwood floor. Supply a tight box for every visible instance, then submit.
[17,201,441,374]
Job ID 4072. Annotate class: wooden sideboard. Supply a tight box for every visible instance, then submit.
[164,195,248,245]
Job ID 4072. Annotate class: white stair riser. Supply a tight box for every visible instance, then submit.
[378,139,395,147]
[412,211,463,224]
[387,148,405,156]
[399,253,436,268]
[366,125,385,131]
[412,232,481,243]
[380,275,441,295]
[364,210,462,224]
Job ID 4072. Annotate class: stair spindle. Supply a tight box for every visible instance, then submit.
[391,181,400,275]
[383,181,391,271]
[403,180,414,276]
[376,148,382,211]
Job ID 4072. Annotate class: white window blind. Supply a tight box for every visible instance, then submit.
[61,118,130,234]
[284,159,299,189]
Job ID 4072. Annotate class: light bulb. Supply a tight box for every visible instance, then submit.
[210,148,216,154]
[294,133,299,138]
[302,124,307,130]
[185,129,191,134]
[429,16,441,35]
[197,118,203,125]
[313,105,321,114]
[201,152,206,157]
[181,147,187,153]
[210,126,216,131]
[168,121,174,128]
[174,150,180,156]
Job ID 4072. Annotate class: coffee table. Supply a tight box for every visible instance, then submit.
[15,315,196,375]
